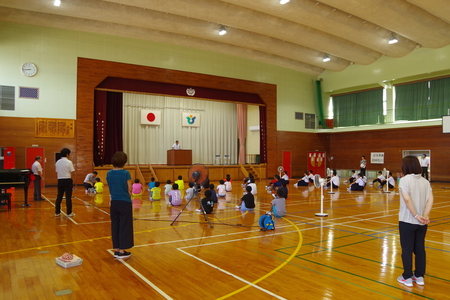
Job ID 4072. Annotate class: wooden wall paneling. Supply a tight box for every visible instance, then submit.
[76,58,276,185]
[208,166,225,182]
[0,117,76,186]
[328,126,450,181]
[154,169,174,184]
[223,167,239,181]
[276,131,330,178]
[173,168,189,183]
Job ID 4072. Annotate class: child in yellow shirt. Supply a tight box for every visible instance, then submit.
[94,178,104,194]
[150,182,161,201]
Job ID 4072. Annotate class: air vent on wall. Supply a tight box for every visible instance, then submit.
[295,112,304,120]
[19,87,39,99]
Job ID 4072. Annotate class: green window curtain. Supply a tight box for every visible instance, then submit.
[395,82,429,121]
[333,89,383,127]
[429,77,450,119]
[354,89,384,125]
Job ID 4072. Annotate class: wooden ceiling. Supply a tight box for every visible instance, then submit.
[1,0,450,76]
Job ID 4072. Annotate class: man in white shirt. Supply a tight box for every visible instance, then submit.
[172,140,181,150]
[31,156,44,201]
[421,154,429,180]
[55,148,75,217]
[281,171,289,182]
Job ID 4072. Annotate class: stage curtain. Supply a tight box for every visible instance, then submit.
[94,90,107,166]
[237,104,247,164]
[104,92,124,164]
[259,106,267,164]
[123,93,238,165]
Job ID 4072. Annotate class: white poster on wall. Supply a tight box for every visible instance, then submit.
[371,152,385,164]
[182,112,200,127]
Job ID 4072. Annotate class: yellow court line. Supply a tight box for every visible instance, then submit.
[216,217,303,300]
[0,210,252,256]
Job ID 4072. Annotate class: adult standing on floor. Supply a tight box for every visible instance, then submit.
[31,156,44,201]
[397,155,434,287]
[360,155,367,177]
[421,154,429,181]
[55,148,75,217]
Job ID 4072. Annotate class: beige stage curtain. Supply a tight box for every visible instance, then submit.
[123,93,237,165]
[237,104,247,164]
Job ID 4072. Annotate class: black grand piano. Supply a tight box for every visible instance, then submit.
[0,169,32,210]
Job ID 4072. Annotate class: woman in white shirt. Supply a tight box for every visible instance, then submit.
[397,156,433,287]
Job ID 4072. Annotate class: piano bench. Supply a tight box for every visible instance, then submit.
[0,193,11,211]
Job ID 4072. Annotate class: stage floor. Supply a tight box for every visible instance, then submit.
[1,179,449,299]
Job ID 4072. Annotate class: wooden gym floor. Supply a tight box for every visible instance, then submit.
[1,179,449,300]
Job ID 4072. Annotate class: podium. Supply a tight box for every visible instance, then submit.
[167,150,192,165]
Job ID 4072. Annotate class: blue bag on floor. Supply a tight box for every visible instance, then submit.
[259,212,275,231]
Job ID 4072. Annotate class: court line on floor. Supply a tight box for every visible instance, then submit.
[106,250,173,300]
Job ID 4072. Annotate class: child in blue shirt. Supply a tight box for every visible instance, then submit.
[106,151,133,259]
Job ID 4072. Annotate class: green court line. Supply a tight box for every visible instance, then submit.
[297,256,435,300]
[252,250,402,300]
[331,249,450,283]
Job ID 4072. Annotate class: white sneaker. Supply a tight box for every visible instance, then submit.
[235,205,240,209]
[397,276,413,287]
[196,208,202,212]
[412,275,424,285]
[67,213,75,217]
[369,182,373,185]
[344,180,348,183]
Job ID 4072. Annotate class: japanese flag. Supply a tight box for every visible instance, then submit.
[141,110,161,125]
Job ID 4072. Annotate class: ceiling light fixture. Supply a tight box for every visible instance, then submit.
[388,35,398,44]
[54,0,61,6]
[280,0,290,4]
[219,26,227,36]
[323,54,331,62]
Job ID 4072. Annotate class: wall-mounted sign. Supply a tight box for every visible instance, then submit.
[371,152,384,164]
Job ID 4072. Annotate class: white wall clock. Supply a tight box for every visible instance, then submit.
[21,62,38,77]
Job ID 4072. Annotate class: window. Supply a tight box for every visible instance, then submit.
[305,113,315,129]
[395,77,450,121]
[332,88,383,127]
[0,85,15,111]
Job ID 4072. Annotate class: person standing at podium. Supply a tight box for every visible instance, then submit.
[172,140,181,150]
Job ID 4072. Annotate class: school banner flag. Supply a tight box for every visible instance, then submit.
[141,110,161,125]
[182,112,200,127]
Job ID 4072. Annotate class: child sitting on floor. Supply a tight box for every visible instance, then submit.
[196,189,214,214]
[271,189,286,218]
[168,183,182,206]
[132,179,143,196]
[150,182,161,201]
[164,180,172,195]
[236,186,255,211]
[94,177,104,194]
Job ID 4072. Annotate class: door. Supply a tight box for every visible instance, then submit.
[282,151,291,178]
[3,147,16,169]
